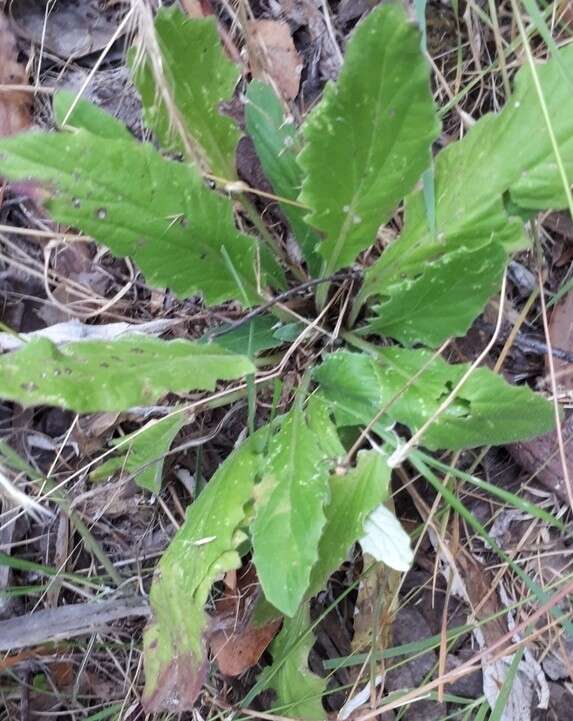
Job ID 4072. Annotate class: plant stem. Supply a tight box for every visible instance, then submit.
[238,194,307,283]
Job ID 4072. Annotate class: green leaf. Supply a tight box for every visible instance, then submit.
[510,141,573,210]
[0,337,254,413]
[361,44,573,341]
[251,407,330,616]
[91,414,184,493]
[205,315,285,355]
[366,242,507,346]
[305,393,346,460]
[53,90,133,141]
[273,322,305,342]
[143,433,264,712]
[308,449,390,597]
[0,129,283,304]
[298,3,439,275]
[314,349,555,450]
[258,450,390,718]
[258,603,326,720]
[132,7,240,177]
[245,81,321,273]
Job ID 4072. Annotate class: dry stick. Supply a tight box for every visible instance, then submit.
[35,0,53,92]
[0,596,150,651]
[487,0,512,97]
[437,569,454,703]
[206,269,361,340]
[0,85,55,94]
[0,225,84,240]
[538,268,573,511]
[388,271,508,467]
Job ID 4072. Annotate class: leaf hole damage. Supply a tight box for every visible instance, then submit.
[438,381,472,418]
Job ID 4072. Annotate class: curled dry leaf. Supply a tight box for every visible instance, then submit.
[509,287,573,503]
[180,0,213,18]
[0,15,32,137]
[548,290,573,391]
[248,19,302,101]
[208,565,281,677]
[508,414,573,504]
[277,0,341,82]
[351,552,400,654]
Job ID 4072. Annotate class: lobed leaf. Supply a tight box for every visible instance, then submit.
[251,407,330,616]
[309,449,390,597]
[0,128,283,304]
[298,3,439,275]
[205,315,286,355]
[0,336,254,412]
[361,44,573,344]
[245,81,321,273]
[53,89,133,141]
[314,349,555,450]
[91,413,184,493]
[258,603,326,720]
[132,6,240,177]
[258,449,391,718]
[366,243,507,346]
[143,432,264,711]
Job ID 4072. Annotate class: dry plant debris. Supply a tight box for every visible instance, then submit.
[0,1,572,721]
[0,15,32,137]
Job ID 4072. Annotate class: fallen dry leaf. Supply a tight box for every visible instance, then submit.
[508,414,573,504]
[278,0,341,83]
[180,0,213,17]
[208,565,281,677]
[506,290,573,502]
[10,0,126,59]
[210,620,281,676]
[455,553,507,647]
[548,290,573,391]
[0,14,32,137]
[352,552,400,654]
[248,19,302,101]
[559,0,573,32]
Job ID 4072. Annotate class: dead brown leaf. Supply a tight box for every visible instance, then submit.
[508,414,573,503]
[544,212,573,244]
[0,14,32,137]
[455,553,507,647]
[210,620,281,676]
[208,565,281,677]
[558,0,573,32]
[73,411,121,455]
[548,290,573,391]
[142,652,208,713]
[180,0,213,17]
[248,19,302,101]
[278,0,341,84]
[10,0,126,59]
[351,553,400,655]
